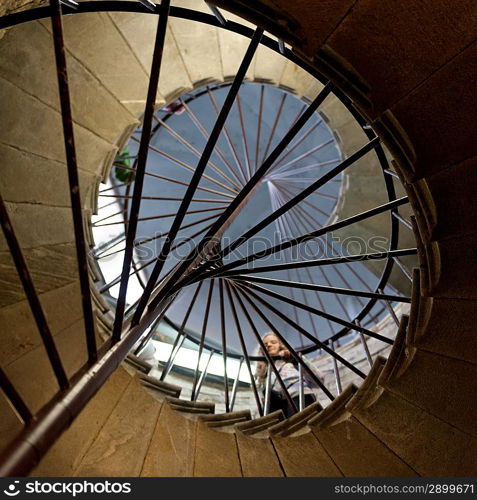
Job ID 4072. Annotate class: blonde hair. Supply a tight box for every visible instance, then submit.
[255,333,291,387]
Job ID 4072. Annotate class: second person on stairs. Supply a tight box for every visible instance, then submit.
[255,333,324,418]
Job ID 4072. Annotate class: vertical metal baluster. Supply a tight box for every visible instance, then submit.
[0,367,32,423]
[236,93,252,180]
[112,0,171,342]
[0,194,69,390]
[50,0,97,364]
[159,282,203,381]
[219,280,230,412]
[191,280,215,400]
[230,357,243,412]
[254,84,265,175]
[298,353,305,411]
[132,29,263,324]
[205,2,227,25]
[263,365,272,416]
[392,256,413,281]
[193,349,215,401]
[378,288,400,326]
[230,285,298,414]
[225,282,264,416]
[133,300,173,356]
[331,340,342,394]
[162,335,186,380]
[355,319,373,369]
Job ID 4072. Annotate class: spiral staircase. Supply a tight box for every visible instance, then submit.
[0,0,476,477]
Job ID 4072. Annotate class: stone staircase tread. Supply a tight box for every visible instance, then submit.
[269,402,323,437]
[198,410,252,428]
[206,416,250,428]
[198,409,251,422]
[308,384,357,429]
[165,396,215,413]
[346,356,387,413]
[139,377,182,398]
[234,410,285,435]
[124,356,152,374]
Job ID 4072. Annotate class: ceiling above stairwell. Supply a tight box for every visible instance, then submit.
[92,79,412,354]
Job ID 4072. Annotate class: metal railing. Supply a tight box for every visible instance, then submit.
[0,0,417,475]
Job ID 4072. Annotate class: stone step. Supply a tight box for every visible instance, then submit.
[194,419,242,476]
[234,409,284,436]
[347,358,477,476]
[235,414,285,477]
[124,354,153,374]
[32,367,131,476]
[309,384,417,476]
[0,75,114,178]
[73,376,161,476]
[140,398,196,476]
[269,401,323,438]
[199,409,251,430]
[0,20,136,145]
[41,12,150,119]
[169,1,223,88]
[138,373,182,399]
[270,425,343,477]
[165,396,215,415]
[2,316,94,414]
[410,295,477,365]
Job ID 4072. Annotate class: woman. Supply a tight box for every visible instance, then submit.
[255,333,323,417]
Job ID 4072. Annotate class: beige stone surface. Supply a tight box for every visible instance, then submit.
[0,204,76,252]
[0,280,83,367]
[157,28,193,102]
[218,28,255,81]
[0,242,79,307]
[279,60,320,98]
[253,44,286,84]
[0,392,23,451]
[2,318,88,412]
[32,368,131,476]
[170,16,223,86]
[0,144,95,207]
[194,421,242,476]
[43,12,150,118]
[74,377,161,476]
[384,348,477,438]
[352,389,477,476]
[235,430,284,477]
[141,403,196,477]
[413,297,477,364]
[272,430,342,476]
[0,77,115,177]
[0,21,134,145]
[311,415,417,476]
